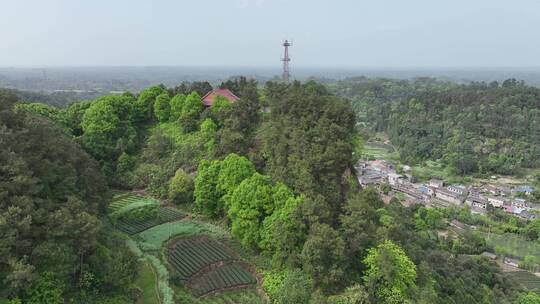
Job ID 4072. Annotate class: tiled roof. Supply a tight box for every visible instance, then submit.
[201,89,239,107]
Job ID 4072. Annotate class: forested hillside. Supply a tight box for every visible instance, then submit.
[1,79,538,304]
[332,77,540,175]
[0,90,137,303]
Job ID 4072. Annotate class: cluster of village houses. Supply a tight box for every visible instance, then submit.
[356,160,538,220]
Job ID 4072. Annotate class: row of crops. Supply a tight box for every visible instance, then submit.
[200,289,262,304]
[115,207,186,235]
[189,263,257,297]
[107,192,261,301]
[108,193,143,212]
[508,271,540,294]
[166,236,257,298]
[166,236,235,281]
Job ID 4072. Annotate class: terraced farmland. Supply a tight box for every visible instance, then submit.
[115,207,186,235]
[189,263,257,297]
[200,289,264,304]
[166,236,257,298]
[108,193,150,212]
[508,271,540,294]
[166,236,235,282]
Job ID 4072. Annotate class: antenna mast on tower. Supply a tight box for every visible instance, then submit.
[281,40,292,82]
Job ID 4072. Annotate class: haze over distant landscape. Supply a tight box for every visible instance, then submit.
[2,0,540,91]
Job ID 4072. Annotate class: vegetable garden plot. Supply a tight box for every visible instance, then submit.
[189,263,257,297]
[108,194,143,212]
[508,271,540,294]
[199,289,261,304]
[166,236,236,282]
[114,207,186,235]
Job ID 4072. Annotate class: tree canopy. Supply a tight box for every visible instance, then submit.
[333,77,540,175]
[0,92,136,301]
[363,240,417,304]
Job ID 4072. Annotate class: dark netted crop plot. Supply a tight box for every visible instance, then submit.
[166,236,235,282]
[114,207,185,235]
[166,236,257,298]
[189,263,257,297]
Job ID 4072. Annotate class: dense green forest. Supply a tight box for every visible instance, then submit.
[0,90,137,303]
[1,78,539,304]
[332,77,540,176]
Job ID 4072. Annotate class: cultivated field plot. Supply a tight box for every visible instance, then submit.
[485,233,540,260]
[166,236,236,282]
[189,263,257,297]
[508,271,540,294]
[200,289,263,304]
[115,207,186,235]
[108,193,147,212]
[363,142,399,161]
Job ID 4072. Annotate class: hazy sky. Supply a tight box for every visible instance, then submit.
[1,0,539,68]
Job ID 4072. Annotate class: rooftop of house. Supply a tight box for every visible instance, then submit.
[504,257,521,264]
[513,185,534,193]
[418,185,430,194]
[519,210,537,220]
[436,187,462,198]
[486,195,506,202]
[468,196,488,203]
[481,252,497,260]
[449,184,467,190]
[201,88,239,107]
[468,193,481,200]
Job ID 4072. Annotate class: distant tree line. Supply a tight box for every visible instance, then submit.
[332,77,540,176]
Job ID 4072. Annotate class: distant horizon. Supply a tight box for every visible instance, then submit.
[3,64,540,92]
[2,65,540,70]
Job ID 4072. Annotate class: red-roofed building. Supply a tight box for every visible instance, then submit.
[201,88,239,107]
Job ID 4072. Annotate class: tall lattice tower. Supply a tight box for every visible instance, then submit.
[281,40,292,82]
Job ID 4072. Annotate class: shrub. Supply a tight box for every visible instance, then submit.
[125,239,143,258]
[266,269,313,304]
[116,205,159,222]
[168,168,194,204]
[26,272,64,304]
[262,270,287,299]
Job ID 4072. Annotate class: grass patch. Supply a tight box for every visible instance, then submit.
[147,255,175,304]
[411,160,447,181]
[362,142,399,161]
[485,233,540,260]
[135,220,228,251]
[135,261,160,304]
